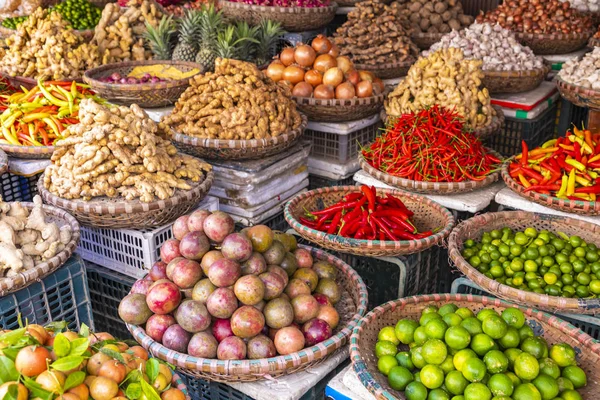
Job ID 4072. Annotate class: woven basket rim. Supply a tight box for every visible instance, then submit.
[170,373,191,400]
[501,162,600,214]
[357,149,502,194]
[354,57,415,70]
[0,73,83,84]
[0,149,6,175]
[292,92,385,107]
[448,211,600,311]
[516,30,594,40]
[483,63,549,78]
[0,143,55,157]
[83,60,204,92]
[284,185,455,252]
[0,201,80,296]
[349,293,600,400]
[37,169,214,215]
[218,0,338,13]
[556,76,600,98]
[126,244,368,378]
[171,113,307,150]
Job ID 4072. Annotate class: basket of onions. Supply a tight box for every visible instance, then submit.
[265,35,386,123]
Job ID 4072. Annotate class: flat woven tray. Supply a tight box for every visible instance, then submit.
[0,149,6,174]
[37,169,214,229]
[0,74,82,91]
[483,64,549,94]
[358,149,501,195]
[501,163,600,215]
[516,30,593,55]
[350,293,600,400]
[449,211,600,314]
[293,92,384,123]
[410,31,443,50]
[84,60,203,108]
[0,143,54,159]
[354,58,414,80]
[171,114,306,161]
[218,0,337,32]
[284,185,455,257]
[0,202,80,296]
[127,245,368,382]
[556,77,600,110]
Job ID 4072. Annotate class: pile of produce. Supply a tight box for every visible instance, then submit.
[0,0,39,19]
[565,0,599,12]
[476,0,593,34]
[0,195,72,277]
[427,23,544,71]
[225,0,331,8]
[0,322,186,400]
[508,128,600,201]
[93,0,163,65]
[1,15,27,29]
[161,58,302,140]
[362,106,501,183]
[3,0,102,30]
[0,8,100,80]
[398,0,474,34]
[385,48,495,129]
[164,0,207,17]
[266,36,384,100]
[42,99,212,202]
[333,0,418,67]
[97,65,201,84]
[300,185,433,241]
[462,225,600,298]
[374,304,587,399]
[0,80,100,147]
[119,210,344,360]
[559,47,600,89]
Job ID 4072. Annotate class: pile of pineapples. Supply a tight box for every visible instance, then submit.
[145,5,284,71]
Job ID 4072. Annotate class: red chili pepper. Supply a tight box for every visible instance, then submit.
[521,140,528,166]
[373,217,397,241]
[327,211,343,235]
[523,184,561,193]
[575,185,600,194]
[362,185,376,213]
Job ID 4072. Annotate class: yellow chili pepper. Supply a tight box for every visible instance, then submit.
[37,82,68,108]
[565,159,587,172]
[542,139,557,148]
[1,126,19,145]
[573,193,591,200]
[591,193,597,201]
[589,170,599,179]
[2,110,22,128]
[575,175,591,187]
[557,176,568,198]
[560,144,575,151]
[573,126,585,138]
[518,174,531,188]
[567,169,576,196]
[21,112,51,123]
[568,135,593,154]
[585,129,594,150]
[42,117,59,137]
[589,154,600,164]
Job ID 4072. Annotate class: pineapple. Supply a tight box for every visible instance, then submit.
[211,25,259,61]
[254,20,285,66]
[194,4,224,71]
[233,21,260,62]
[143,15,175,60]
[172,10,203,62]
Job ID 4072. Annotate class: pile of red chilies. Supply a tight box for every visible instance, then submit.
[301,185,432,241]
[362,105,501,182]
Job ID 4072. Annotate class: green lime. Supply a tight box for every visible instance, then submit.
[561,365,587,389]
[532,373,559,400]
[425,319,449,340]
[483,350,509,374]
[462,357,486,383]
[518,325,534,341]
[428,388,451,400]
[421,312,443,326]
[504,348,523,369]
[439,304,459,316]
[396,319,419,345]
[505,371,522,387]
[379,326,400,345]
[482,315,508,340]
[520,336,548,359]
[422,339,448,365]
[487,373,514,397]
[439,354,457,374]
[406,381,429,400]
[471,333,497,357]
[377,355,398,376]
[445,370,468,395]
[375,341,398,358]
[443,313,463,327]
[445,326,471,351]
[513,383,542,400]
[550,343,576,367]
[514,352,540,381]
[460,318,483,336]
[539,357,560,379]
[559,389,583,400]
[415,326,429,346]
[463,383,491,400]
[477,309,498,322]
[498,327,520,349]
[411,346,427,369]
[501,308,525,329]
[421,364,445,389]
[453,349,477,372]
[589,279,600,294]
[396,351,415,370]
[455,308,475,320]
[423,305,439,314]
[388,365,414,391]
[557,376,575,392]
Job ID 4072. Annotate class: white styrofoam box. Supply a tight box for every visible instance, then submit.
[308,157,360,180]
[491,81,557,111]
[325,365,375,400]
[143,106,174,122]
[227,348,348,400]
[499,92,560,120]
[8,158,50,176]
[76,196,219,278]
[227,188,308,227]
[383,76,404,88]
[307,114,380,134]
[353,169,505,214]
[495,187,600,226]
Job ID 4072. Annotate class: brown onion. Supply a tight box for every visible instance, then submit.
[311,35,332,55]
[336,56,353,74]
[335,82,355,100]
[313,84,335,100]
[323,67,344,87]
[304,69,323,87]
[266,62,285,82]
[328,43,340,57]
[356,80,373,98]
[313,54,337,74]
[358,70,375,82]
[292,81,314,98]
[294,44,316,68]
[345,69,360,86]
[280,48,295,67]
[373,78,385,94]
[282,65,305,85]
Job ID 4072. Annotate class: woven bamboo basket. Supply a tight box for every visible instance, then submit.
[89,0,115,6]
[515,30,593,55]
[501,163,600,215]
[170,373,191,400]
[0,74,83,91]
[589,36,600,48]
[0,149,6,174]
[410,32,443,50]
[449,211,600,314]
[127,245,368,382]
[84,60,203,108]
[358,149,501,195]
[556,77,600,110]
[292,92,385,122]
[218,0,337,32]
[37,169,214,229]
[171,114,306,160]
[335,0,358,6]
[354,58,415,80]
[0,143,54,159]
[350,293,600,400]
[483,64,549,94]
[284,186,455,257]
[0,202,80,297]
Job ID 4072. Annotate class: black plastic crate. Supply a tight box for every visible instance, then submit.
[308,174,355,190]
[485,102,558,157]
[262,211,290,232]
[86,261,136,340]
[402,245,458,296]
[557,99,589,137]
[0,255,93,331]
[0,172,41,202]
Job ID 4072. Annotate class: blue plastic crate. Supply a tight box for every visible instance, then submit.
[0,255,93,331]
[0,172,41,202]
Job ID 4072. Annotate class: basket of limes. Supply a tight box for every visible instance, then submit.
[350,293,600,400]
